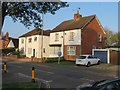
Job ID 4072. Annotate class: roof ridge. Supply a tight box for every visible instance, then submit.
[62,14,96,22]
[19,28,50,38]
[83,14,96,17]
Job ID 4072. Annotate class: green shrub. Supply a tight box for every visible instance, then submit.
[1,48,15,54]
[13,49,21,56]
[44,57,64,63]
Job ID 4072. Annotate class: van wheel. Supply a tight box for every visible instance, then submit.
[97,61,100,65]
[76,64,79,66]
[87,62,91,67]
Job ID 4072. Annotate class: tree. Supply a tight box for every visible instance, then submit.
[0,1,69,33]
[113,32,120,46]
[104,27,113,47]
[104,27,120,47]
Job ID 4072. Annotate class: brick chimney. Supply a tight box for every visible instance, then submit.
[74,12,82,21]
[5,32,9,40]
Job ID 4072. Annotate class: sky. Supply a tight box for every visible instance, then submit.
[2,2,118,38]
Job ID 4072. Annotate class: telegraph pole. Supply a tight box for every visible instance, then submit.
[41,13,44,62]
[0,1,2,34]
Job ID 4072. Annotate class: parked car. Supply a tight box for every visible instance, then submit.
[7,52,13,56]
[76,55,101,67]
[0,53,6,56]
[77,79,120,90]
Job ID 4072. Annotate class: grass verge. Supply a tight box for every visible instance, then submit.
[48,60,75,65]
[2,82,39,90]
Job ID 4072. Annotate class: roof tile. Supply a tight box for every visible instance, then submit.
[51,15,95,32]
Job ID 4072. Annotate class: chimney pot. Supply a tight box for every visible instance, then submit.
[5,32,9,40]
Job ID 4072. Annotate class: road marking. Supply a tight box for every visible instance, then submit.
[36,69,54,74]
[36,64,52,68]
[17,73,52,83]
[73,66,78,67]
[79,77,94,82]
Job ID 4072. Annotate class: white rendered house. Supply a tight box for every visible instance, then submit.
[19,29,50,58]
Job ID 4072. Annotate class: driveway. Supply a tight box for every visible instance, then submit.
[1,59,120,89]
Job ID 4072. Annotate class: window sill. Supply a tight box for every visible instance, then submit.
[69,40,74,41]
[67,54,76,56]
[55,40,59,42]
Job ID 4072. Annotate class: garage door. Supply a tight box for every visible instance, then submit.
[94,51,108,63]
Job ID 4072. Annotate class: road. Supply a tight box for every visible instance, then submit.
[1,59,117,89]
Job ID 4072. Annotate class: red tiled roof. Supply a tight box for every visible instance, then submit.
[51,15,96,32]
[19,29,50,37]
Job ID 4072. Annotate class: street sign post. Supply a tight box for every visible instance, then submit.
[57,51,62,64]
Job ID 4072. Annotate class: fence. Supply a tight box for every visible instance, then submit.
[110,50,120,65]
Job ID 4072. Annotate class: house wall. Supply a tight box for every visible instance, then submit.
[7,40,14,48]
[64,45,81,61]
[49,32,63,57]
[43,36,50,58]
[19,37,26,55]
[64,29,81,45]
[26,35,40,58]
[49,29,81,58]
[0,40,4,49]
[64,29,81,60]
[0,40,9,49]
[82,17,105,55]
[19,35,50,58]
[0,32,10,49]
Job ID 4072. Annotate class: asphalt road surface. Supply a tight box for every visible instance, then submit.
[1,59,118,89]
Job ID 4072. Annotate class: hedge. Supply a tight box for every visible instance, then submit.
[0,48,15,54]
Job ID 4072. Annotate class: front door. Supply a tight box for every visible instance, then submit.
[33,49,35,57]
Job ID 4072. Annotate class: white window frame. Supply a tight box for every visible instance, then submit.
[28,48,32,54]
[21,39,24,44]
[34,37,37,42]
[69,32,74,41]
[50,46,61,55]
[55,33,59,41]
[67,46,76,55]
[98,34,102,42]
[21,47,25,55]
[28,38,32,43]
